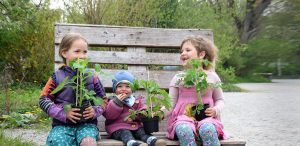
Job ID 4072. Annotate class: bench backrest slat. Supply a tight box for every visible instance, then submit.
[55,24,213,47]
[55,47,181,65]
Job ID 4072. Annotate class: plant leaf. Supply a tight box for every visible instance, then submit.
[94,64,101,72]
[51,77,69,94]
[64,104,72,113]
[92,97,103,106]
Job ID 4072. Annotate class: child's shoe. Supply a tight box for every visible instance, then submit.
[128,140,147,146]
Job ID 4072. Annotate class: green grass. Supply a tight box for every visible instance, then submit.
[237,75,271,83]
[222,83,243,92]
[0,129,37,146]
[0,82,42,115]
[0,83,52,130]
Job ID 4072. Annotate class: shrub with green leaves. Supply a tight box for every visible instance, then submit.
[0,105,50,129]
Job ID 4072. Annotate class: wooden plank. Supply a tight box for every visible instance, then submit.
[127,47,147,71]
[55,23,213,47]
[97,138,246,146]
[97,138,179,146]
[97,132,246,146]
[101,69,178,89]
[54,46,180,66]
[55,63,179,89]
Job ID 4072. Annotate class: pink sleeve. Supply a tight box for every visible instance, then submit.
[170,75,180,107]
[211,72,225,118]
[164,75,179,116]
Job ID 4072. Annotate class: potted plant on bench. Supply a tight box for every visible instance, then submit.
[51,58,103,123]
[176,59,221,121]
[126,79,172,134]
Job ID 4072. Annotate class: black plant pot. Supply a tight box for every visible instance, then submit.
[192,104,210,121]
[71,104,89,123]
[141,116,159,134]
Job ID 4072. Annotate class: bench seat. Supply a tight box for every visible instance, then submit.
[97,132,246,146]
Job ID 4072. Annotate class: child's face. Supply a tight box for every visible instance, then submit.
[62,39,88,65]
[115,83,132,97]
[180,41,205,66]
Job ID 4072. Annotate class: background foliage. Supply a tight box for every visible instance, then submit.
[0,0,299,83]
[240,0,300,77]
[0,0,299,139]
[0,0,61,83]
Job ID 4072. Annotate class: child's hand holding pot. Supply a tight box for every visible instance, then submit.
[204,107,216,117]
[66,108,81,123]
[83,106,95,120]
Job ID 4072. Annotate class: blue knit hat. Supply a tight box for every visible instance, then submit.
[112,71,135,92]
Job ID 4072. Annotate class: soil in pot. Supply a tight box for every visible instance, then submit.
[141,116,159,134]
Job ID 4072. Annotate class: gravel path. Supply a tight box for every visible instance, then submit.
[223,79,300,146]
[4,79,300,146]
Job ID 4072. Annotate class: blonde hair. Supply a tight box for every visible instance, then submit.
[180,35,218,70]
[59,33,88,64]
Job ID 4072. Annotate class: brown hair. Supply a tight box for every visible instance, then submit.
[180,35,218,70]
[59,33,88,64]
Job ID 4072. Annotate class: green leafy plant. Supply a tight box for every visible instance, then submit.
[176,59,221,115]
[50,59,103,112]
[0,112,34,128]
[126,80,172,120]
[0,105,50,129]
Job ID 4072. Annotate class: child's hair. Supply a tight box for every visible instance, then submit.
[59,33,88,64]
[180,35,218,70]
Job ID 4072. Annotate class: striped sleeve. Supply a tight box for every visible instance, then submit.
[39,74,56,113]
[39,74,67,123]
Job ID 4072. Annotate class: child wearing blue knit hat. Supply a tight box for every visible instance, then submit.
[103,71,166,146]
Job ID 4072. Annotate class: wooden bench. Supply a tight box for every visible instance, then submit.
[54,23,246,146]
[254,73,273,81]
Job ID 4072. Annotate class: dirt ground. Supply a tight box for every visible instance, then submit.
[4,79,300,146]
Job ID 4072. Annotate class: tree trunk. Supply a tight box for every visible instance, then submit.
[231,0,272,43]
[243,0,271,43]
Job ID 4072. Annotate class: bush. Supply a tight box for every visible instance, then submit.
[0,1,61,83]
